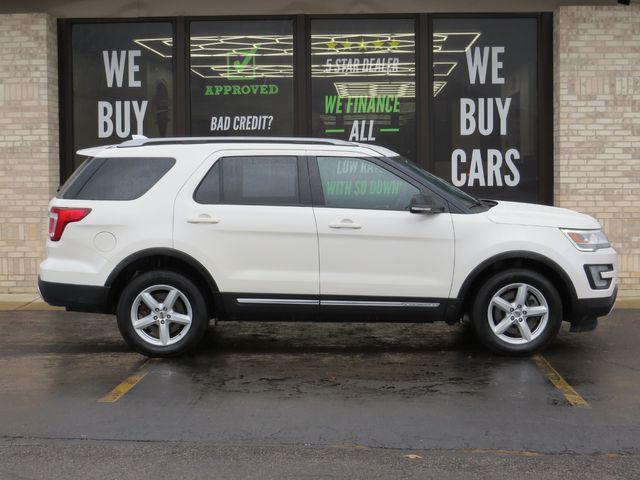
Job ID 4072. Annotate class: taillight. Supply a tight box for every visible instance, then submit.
[48,207,91,241]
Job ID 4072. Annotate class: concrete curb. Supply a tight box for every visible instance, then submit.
[0,295,64,311]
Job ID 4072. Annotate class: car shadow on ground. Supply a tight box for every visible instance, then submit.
[198,320,483,354]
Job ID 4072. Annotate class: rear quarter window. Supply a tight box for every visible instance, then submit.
[59,157,175,200]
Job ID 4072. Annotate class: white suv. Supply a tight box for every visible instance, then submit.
[39,137,617,357]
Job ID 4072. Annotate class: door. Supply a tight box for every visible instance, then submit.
[309,153,455,319]
[174,150,319,317]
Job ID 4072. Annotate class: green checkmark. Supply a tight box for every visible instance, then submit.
[232,45,259,74]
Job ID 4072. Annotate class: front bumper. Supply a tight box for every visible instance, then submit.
[567,285,617,332]
[38,277,112,314]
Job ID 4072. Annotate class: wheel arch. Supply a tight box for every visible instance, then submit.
[105,248,219,316]
[454,251,577,322]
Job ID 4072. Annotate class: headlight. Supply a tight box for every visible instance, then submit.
[561,228,610,252]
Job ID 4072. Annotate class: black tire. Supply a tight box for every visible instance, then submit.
[470,268,562,356]
[116,270,208,357]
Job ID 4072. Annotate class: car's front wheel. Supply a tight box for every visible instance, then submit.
[470,268,562,355]
[116,270,208,357]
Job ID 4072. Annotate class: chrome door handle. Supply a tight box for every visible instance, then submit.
[329,219,362,229]
[187,214,220,224]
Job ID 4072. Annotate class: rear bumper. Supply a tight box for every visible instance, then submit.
[567,286,618,332]
[38,277,112,314]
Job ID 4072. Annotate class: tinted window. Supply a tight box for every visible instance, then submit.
[317,157,419,210]
[387,155,478,208]
[60,157,175,200]
[193,160,221,204]
[194,156,300,205]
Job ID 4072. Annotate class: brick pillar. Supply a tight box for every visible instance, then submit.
[0,14,58,293]
[554,5,640,299]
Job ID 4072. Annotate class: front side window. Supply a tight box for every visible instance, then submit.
[387,155,478,208]
[194,156,300,205]
[317,156,419,210]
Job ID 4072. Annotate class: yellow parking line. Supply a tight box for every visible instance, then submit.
[98,359,156,403]
[531,354,589,408]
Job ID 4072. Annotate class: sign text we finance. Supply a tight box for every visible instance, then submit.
[324,95,400,115]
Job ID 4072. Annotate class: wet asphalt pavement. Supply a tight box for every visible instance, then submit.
[1,309,640,479]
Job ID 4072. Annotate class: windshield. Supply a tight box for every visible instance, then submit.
[385,155,480,209]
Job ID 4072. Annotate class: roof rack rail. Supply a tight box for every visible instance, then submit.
[117,136,356,148]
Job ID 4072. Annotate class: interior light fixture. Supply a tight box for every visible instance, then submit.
[433,81,447,97]
[432,32,481,53]
[333,81,415,98]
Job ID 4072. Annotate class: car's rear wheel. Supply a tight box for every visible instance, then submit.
[116,270,208,357]
[470,268,562,355]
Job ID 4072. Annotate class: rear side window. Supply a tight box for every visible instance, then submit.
[194,156,300,206]
[193,160,221,204]
[59,157,175,200]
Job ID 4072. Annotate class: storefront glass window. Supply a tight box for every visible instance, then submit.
[310,19,416,160]
[189,20,295,136]
[432,18,539,202]
[71,22,174,169]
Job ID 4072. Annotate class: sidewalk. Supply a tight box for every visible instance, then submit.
[0,294,64,311]
[0,294,638,311]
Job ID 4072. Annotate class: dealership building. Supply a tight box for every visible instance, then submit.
[0,0,638,300]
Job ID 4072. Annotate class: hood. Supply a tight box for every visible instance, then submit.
[487,201,601,229]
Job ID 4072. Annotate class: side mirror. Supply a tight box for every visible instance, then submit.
[409,193,445,214]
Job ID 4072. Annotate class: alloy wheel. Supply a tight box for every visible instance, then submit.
[486,282,549,345]
[130,284,193,347]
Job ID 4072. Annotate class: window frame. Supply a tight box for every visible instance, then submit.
[58,12,553,204]
[307,15,419,162]
[185,16,298,137]
[58,17,179,184]
[193,155,311,207]
[427,12,553,206]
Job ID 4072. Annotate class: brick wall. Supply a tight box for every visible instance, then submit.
[554,5,640,299]
[0,14,58,293]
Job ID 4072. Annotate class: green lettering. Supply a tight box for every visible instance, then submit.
[324,96,343,114]
[346,97,354,114]
[366,97,376,113]
[203,83,280,96]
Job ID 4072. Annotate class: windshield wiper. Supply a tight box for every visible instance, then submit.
[469,198,497,209]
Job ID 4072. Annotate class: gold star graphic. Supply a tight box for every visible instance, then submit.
[373,39,384,49]
[359,38,367,50]
[342,39,351,50]
[389,39,400,49]
[327,40,337,50]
